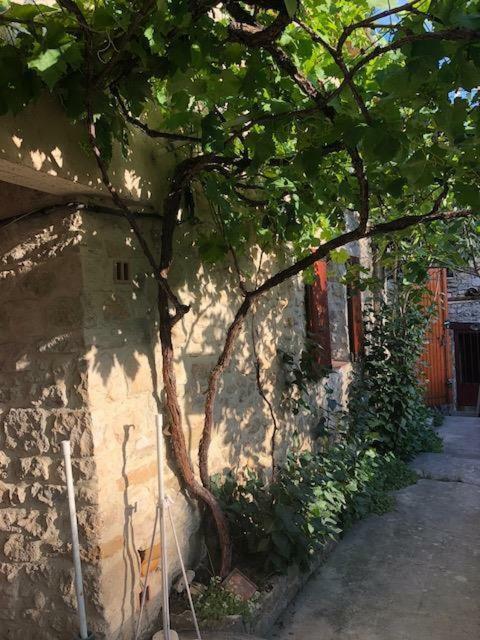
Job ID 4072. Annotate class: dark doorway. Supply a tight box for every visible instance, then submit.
[452,323,480,408]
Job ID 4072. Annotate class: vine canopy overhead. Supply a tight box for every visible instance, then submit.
[0,0,479,268]
[2,0,480,579]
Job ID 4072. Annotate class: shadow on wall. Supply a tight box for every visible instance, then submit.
[0,203,314,639]
[80,207,311,635]
[82,207,307,477]
[0,94,175,204]
[0,209,107,639]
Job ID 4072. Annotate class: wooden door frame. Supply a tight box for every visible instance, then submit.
[451,321,480,409]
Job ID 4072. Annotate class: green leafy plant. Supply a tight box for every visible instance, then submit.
[343,450,418,526]
[348,285,443,460]
[213,441,417,573]
[431,408,446,428]
[193,577,256,622]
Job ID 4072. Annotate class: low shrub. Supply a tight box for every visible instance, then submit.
[213,442,417,574]
[431,407,445,428]
[193,577,256,621]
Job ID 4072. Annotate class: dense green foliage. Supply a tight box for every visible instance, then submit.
[214,443,417,573]
[193,576,256,621]
[214,279,442,575]
[0,0,479,264]
[349,285,443,459]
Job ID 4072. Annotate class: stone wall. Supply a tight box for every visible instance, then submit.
[0,210,105,639]
[447,269,480,323]
[1,204,365,639]
[78,210,362,638]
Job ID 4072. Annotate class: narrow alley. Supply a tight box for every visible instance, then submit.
[272,417,480,640]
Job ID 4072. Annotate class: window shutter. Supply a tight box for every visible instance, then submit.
[305,259,332,367]
[347,256,364,360]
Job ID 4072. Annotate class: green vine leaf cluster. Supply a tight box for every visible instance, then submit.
[0,0,479,264]
[213,442,418,574]
[348,284,443,460]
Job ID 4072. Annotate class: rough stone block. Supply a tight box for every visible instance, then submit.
[30,483,63,508]
[0,562,20,584]
[0,509,42,537]
[3,534,42,562]
[48,410,94,457]
[2,409,48,454]
[0,482,28,507]
[56,457,97,485]
[19,457,50,481]
[0,451,10,479]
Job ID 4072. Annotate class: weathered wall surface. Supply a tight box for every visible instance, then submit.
[1,199,365,639]
[0,95,174,205]
[448,269,480,323]
[0,209,105,639]
[79,210,359,639]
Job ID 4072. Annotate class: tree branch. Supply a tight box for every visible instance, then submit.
[337,0,426,51]
[296,19,372,123]
[112,86,201,144]
[228,11,291,46]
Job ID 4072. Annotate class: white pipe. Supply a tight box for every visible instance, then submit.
[156,414,170,640]
[61,440,89,640]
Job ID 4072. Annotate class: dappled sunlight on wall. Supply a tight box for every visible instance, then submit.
[0,94,174,203]
[0,207,106,639]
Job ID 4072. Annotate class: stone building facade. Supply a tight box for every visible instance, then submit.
[447,269,480,409]
[0,98,370,639]
[447,268,480,323]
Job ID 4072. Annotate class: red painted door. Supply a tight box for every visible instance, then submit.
[419,268,453,406]
[305,259,332,367]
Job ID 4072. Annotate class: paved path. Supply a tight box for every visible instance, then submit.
[272,416,480,640]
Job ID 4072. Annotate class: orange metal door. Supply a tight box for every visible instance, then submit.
[419,268,453,407]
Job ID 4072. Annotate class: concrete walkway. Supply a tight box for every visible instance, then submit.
[272,416,480,640]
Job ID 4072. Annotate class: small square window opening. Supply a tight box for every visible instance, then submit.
[114,261,130,283]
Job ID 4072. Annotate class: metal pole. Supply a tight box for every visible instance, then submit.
[133,505,159,640]
[156,414,170,640]
[166,503,202,640]
[61,440,89,640]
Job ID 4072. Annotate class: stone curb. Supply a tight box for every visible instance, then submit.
[248,541,336,637]
[171,541,337,639]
